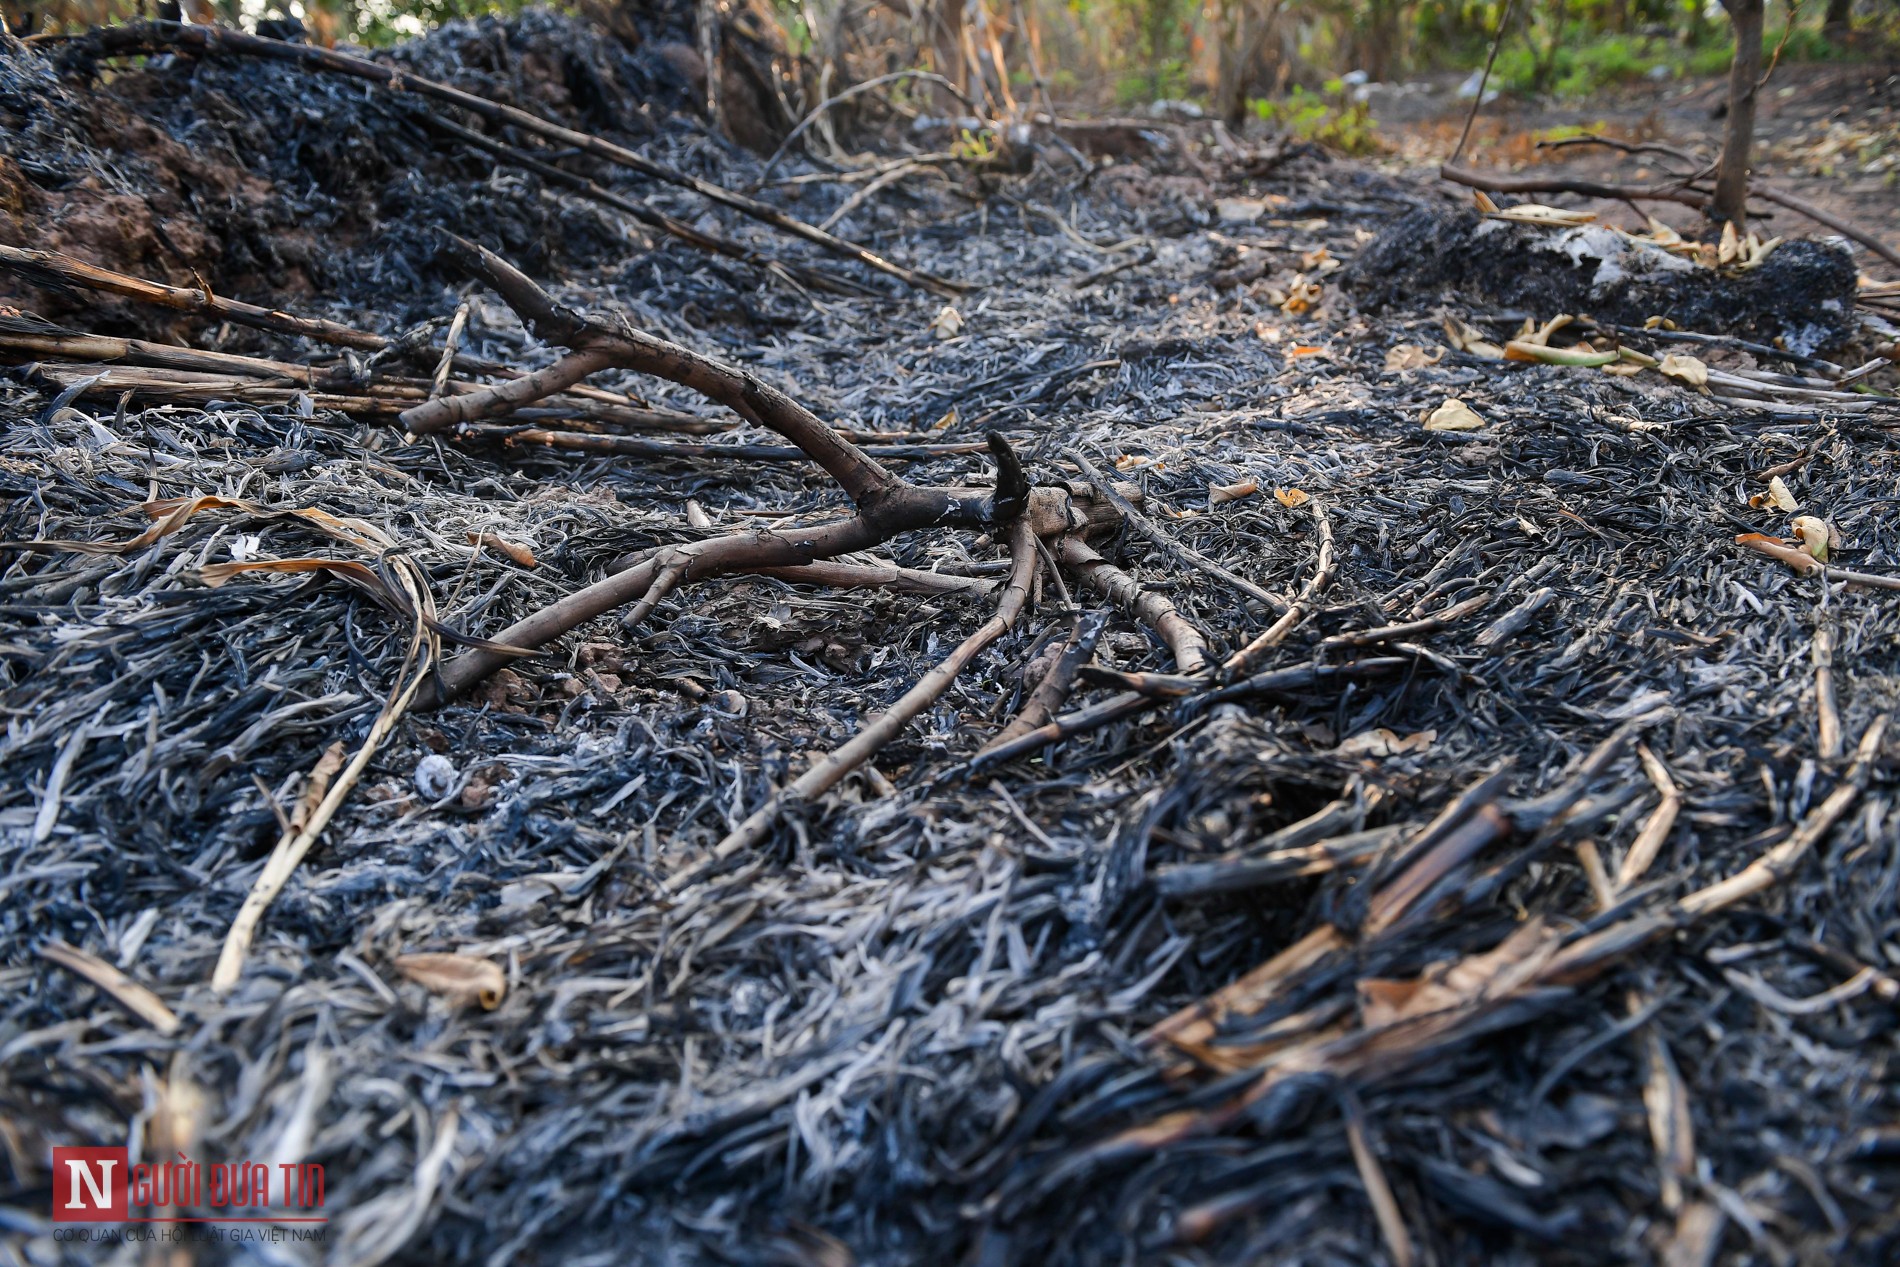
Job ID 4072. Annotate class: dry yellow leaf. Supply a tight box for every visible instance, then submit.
[1718,219,1741,266]
[394,953,507,1009]
[1747,475,1799,513]
[466,532,537,569]
[929,305,964,340]
[1422,398,1486,431]
[1384,343,1444,372]
[1274,486,1311,509]
[1658,353,1710,387]
[1209,478,1259,506]
[1791,515,1831,563]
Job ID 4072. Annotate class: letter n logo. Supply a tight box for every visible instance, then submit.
[52,1146,127,1222]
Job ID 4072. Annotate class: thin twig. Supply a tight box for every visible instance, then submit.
[1063,447,1286,613]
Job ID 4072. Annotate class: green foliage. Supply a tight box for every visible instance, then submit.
[1116,58,1190,105]
[1487,14,1855,99]
[1251,80,1378,154]
[952,127,998,161]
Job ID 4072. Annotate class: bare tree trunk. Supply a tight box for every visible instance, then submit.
[1822,0,1852,42]
[1713,0,1764,229]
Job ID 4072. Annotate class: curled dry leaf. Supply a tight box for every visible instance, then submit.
[467,531,537,568]
[1208,478,1259,506]
[928,305,964,340]
[1273,486,1311,509]
[394,952,506,1009]
[1748,475,1798,513]
[1384,343,1444,372]
[1791,515,1832,563]
[1441,315,1503,360]
[1423,398,1486,431]
[1658,353,1709,387]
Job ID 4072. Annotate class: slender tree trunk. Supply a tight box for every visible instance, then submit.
[1822,0,1852,42]
[1713,0,1764,229]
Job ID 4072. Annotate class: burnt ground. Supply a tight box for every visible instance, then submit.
[3,12,1900,1267]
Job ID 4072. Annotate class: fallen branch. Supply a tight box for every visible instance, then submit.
[1058,538,1210,674]
[406,237,1029,704]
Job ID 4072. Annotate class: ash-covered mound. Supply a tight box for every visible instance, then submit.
[1346,205,1859,354]
[0,9,744,330]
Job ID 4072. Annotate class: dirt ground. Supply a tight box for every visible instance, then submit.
[1371,60,1900,259]
[2,15,1900,1267]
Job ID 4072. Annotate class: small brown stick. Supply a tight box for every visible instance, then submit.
[1063,447,1287,614]
[39,939,181,1035]
[69,22,968,298]
[757,69,976,185]
[1751,184,1900,270]
[406,347,621,431]
[0,242,389,350]
[1814,622,1843,760]
[701,517,1039,865]
[214,551,442,992]
[621,555,691,629]
[963,688,1155,772]
[0,249,714,429]
[1447,0,1518,166]
[0,321,328,383]
[817,162,927,233]
[1736,534,1900,591]
[1616,745,1682,892]
[406,239,1024,702]
[429,301,471,400]
[1058,537,1210,673]
[1341,1090,1416,1267]
[1221,500,1338,679]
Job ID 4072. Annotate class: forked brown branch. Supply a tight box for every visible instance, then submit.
[410,236,1028,705]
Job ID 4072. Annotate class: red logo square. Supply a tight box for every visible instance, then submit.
[51,1146,127,1222]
